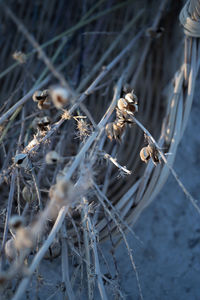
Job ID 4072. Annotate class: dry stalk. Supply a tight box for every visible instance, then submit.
[93,185,143,300]
[0,172,16,259]
[83,197,108,300]
[81,198,95,300]
[104,153,132,175]
[61,224,75,300]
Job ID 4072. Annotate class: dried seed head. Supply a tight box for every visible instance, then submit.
[9,215,24,231]
[12,51,27,64]
[147,144,160,165]
[62,110,71,120]
[32,90,43,102]
[125,92,138,104]
[106,121,125,142]
[50,86,71,109]
[41,89,50,99]
[140,147,150,163]
[117,91,138,115]
[117,98,128,111]
[112,122,125,142]
[14,227,35,250]
[50,178,74,207]
[45,151,61,164]
[5,238,17,262]
[37,100,51,110]
[105,122,114,141]
[76,119,90,139]
[124,92,138,113]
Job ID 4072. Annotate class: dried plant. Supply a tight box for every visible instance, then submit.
[0,0,199,299]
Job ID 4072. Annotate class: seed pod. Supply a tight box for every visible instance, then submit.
[147,144,160,165]
[124,92,138,113]
[105,122,114,141]
[14,227,35,250]
[45,151,61,164]
[37,100,51,110]
[117,98,128,111]
[50,86,71,109]
[112,122,125,142]
[5,238,17,262]
[140,147,151,163]
[41,89,50,99]
[32,90,43,102]
[125,91,138,103]
[9,215,24,231]
[22,183,36,202]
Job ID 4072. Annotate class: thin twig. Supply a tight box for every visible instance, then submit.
[61,225,75,300]
[0,171,16,262]
[83,198,108,300]
[104,153,132,175]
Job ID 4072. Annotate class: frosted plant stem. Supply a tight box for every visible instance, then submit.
[82,199,95,300]
[61,225,75,300]
[84,198,108,300]
[104,153,132,175]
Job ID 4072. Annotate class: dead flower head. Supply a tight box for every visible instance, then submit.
[14,227,35,250]
[45,151,61,164]
[12,51,27,64]
[32,90,51,110]
[9,215,25,231]
[76,118,90,139]
[50,86,71,109]
[140,143,160,165]
[49,178,74,207]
